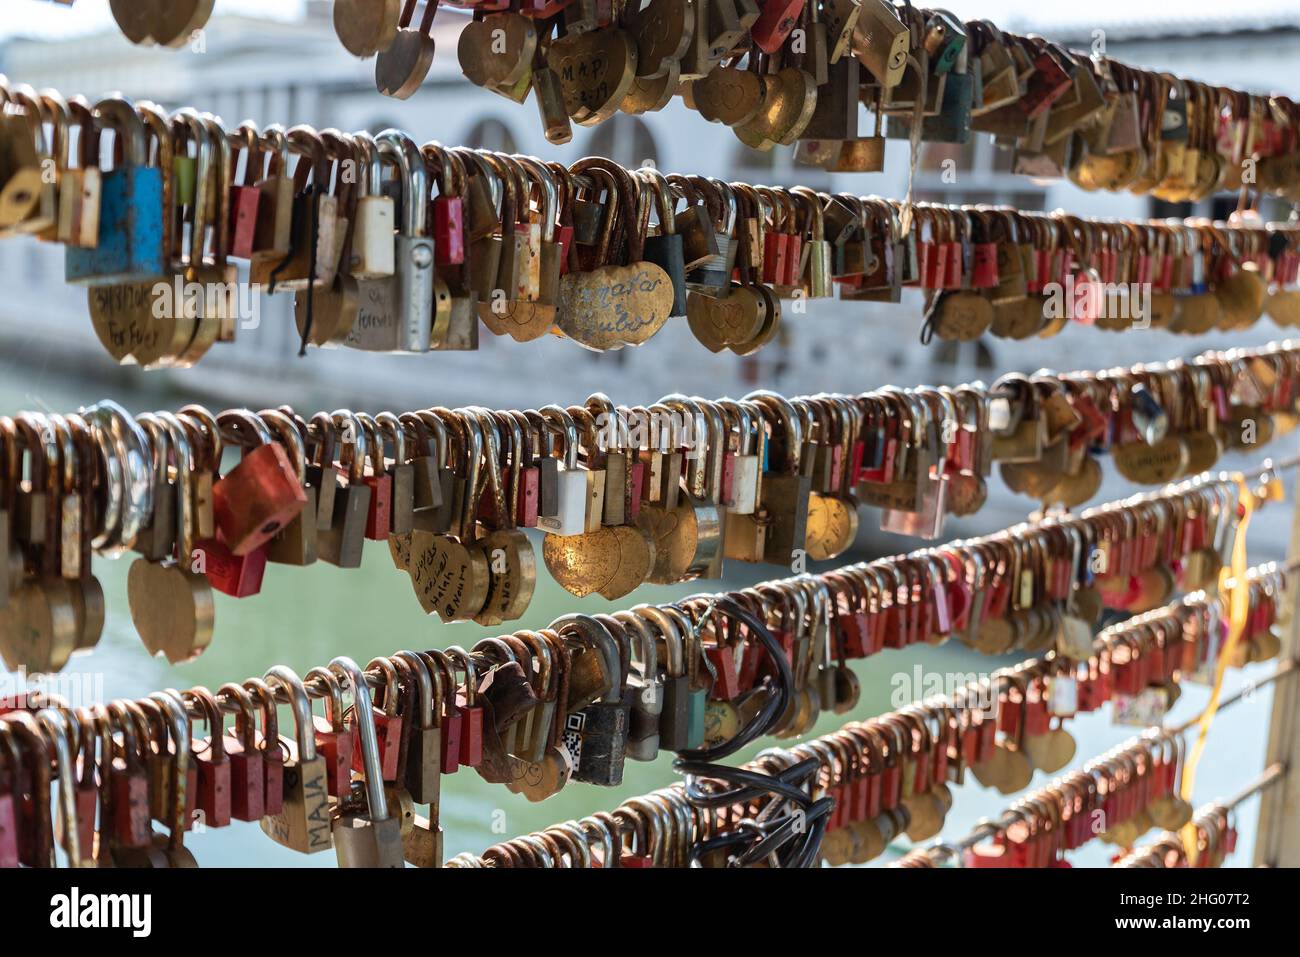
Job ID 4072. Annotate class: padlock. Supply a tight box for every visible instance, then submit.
[104,703,153,850]
[535,406,604,537]
[255,125,342,293]
[55,95,103,249]
[66,96,165,285]
[259,667,332,854]
[307,666,354,799]
[0,87,58,239]
[352,657,404,782]
[184,688,232,829]
[564,619,630,786]
[639,168,687,317]
[227,123,264,260]
[447,648,486,768]
[217,683,265,824]
[615,611,662,761]
[198,534,268,598]
[390,652,441,807]
[6,711,56,867]
[30,711,89,868]
[425,143,465,266]
[143,692,199,852]
[424,651,463,775]
[637,605,701,751]
[748,392,811,564]
[348,131,397,280]
[329,658,405,867]
[751,0,803,53]
[236,676,284,816]
[685,178,738,297]
[212,411,308,556]
[344,131,434,353]
[261,409,318,566]
[318,412,373,569]
[355,415,393,542]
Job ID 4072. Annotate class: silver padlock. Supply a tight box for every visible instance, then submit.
[344,130,433,353]
[330,656,404,867]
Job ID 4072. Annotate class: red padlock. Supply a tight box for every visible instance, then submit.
[762,222,790,286]
[449,648,484,768]
[839,611,873,659]
[219,683,265,823]
[185,689,232,829]
[720,448,737,509]
[1018,43,1073,118]
[943,234,963,290]
[997,685,1024,741]
[428,652,463,774]
[972,237,999,288]
[357,415,393,542]
[881,573,908,650]
[199,536,267,598]
[351,658,404,782]
[705,628,740,701]
[904,565,930,645]
[517,463,541,527]
[853,728,886,819]
[0,737,20,867]
[245,678,285,816]
[922,233,947,290]
[212,411,307,556]
[627,460,645,521]
[430,148,466,266]
[228,123,263,260]
[106,704,153,849]
[751,0,805,53]
[307,667,354,798]
[7,713,56,866]
[1023,683,1050,737]
[964,843,1013,867]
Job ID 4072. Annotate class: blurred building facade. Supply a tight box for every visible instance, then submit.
[0,3,1296,417]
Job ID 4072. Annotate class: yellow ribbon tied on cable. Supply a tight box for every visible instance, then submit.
[1177,472,1280,863]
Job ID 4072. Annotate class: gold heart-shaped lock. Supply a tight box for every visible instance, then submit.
[1023,728,1076,774]
[556,262,674,351]
[126,557,215,665]
[548,28,637,125]
[405,530,489,622]
[543,525,654,600]
[1113,436,1189,485]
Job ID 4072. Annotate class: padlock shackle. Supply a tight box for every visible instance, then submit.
[327,657,388,821]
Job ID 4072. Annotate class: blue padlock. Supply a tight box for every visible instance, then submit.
[66,96,165,286]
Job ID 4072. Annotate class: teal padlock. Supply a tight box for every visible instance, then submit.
[666,605,708,750]
[66,96,165,286]
[886,69,974,144]
[926,10,967,77]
